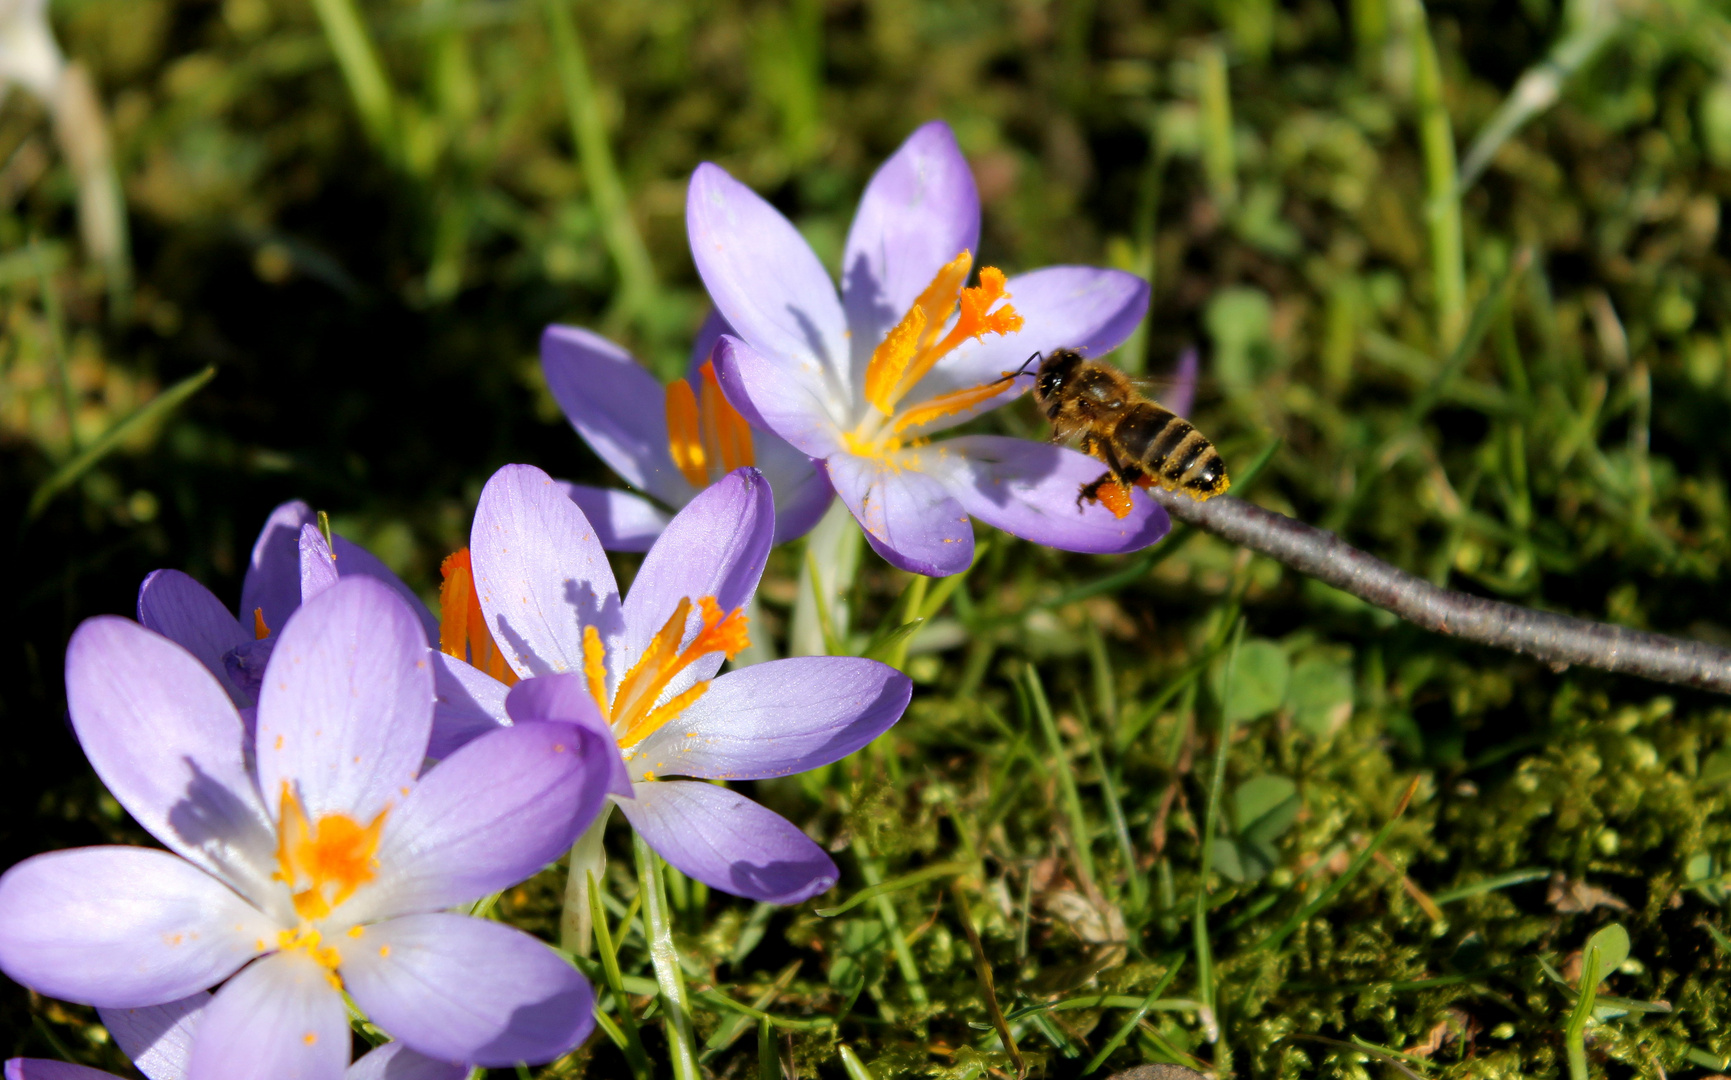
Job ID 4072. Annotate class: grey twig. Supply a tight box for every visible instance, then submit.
[1146,489,1731,696]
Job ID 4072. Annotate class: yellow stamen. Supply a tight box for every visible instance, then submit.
[891,378,1018,434]
[667,361,755,488]
[864,305,928,414]
[583,625,609,713]
[273,782,387,923]
[253,608,270,640]
[438,549,519,687]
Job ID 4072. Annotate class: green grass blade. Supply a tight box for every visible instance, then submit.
[1408,0,1464,348]
[1026,663,1098,894]
[1430,867,1550,905]
[838,1044,876,1080]
[587,871,651,1080]
[1081,955,1186,1074]
[27,365,216,523]
[815,860,972,918]
[308,0,399,156]
[634,836,700,1080]
[1564,943,1602,1080]
[543,0,660,345]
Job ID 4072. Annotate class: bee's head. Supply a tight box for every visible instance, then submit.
[1033,349,1085,410]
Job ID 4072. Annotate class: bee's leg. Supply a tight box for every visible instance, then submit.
[1077,471,1115,509]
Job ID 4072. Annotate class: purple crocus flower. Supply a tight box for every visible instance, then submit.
[0,576,616,1079]
[688,120,1170,576]
[462,462,912,903]
[541,313,833,552]
[135,499,502,759]
[7,991,464,1080]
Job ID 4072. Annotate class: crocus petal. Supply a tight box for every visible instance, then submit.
[185,952,348,1080]
[563,484,674,554]
[353,722,614,921]
[298,525,340,603]
[0,847,273,1008]
[755,438,832,545]
[687,164,850,413]
[710,335,847,459]
[631,657,909,779]
[617,781,836,904]
[504,675,631,797]
[541,325,694,507]
[825,453,974,577]
[916,435,1171,554]
[64,617,277,902]
[620,467,773,693]
[99,992,209,1080]
[4,1061,118,1080]
[470,464,623,680]
[341,913,594,1068]
[329,537,441,645]
[345,1043,467,1080]
[136,570,251,705]
[255,577,433,826]
[901,266,1151,435]
[688,309,732,374]
[1164,346,1198,419]
[841,121,981,369]
[239,500,313,636]
[428,651,509,761]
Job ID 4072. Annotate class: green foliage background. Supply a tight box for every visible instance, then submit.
[5,0,1731,1076]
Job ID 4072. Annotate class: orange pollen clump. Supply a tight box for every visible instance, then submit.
[591,595,750,752]
[273,782,387,923]
[276,925,345,992]
[1095,481,1135,520]
[862,251,1024,418]
[667,360,755,489]
[252,608,270,640]
[439,548,519,687]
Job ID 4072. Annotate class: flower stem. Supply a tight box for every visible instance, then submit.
[792,500,863,656]
[635,833,700,1080]
[560,806,611,955]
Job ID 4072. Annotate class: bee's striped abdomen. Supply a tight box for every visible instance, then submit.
[1114,402,1229,500]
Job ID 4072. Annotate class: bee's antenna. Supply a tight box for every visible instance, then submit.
[996,351,1043,383]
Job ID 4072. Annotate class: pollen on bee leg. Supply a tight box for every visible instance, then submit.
[1095,481,1135,520]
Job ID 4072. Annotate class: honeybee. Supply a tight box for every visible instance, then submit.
[1018,348,1229,512]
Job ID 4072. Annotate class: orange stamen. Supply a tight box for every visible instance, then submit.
[439,548,519,686]
[861,251,1023,417]
[666,377,707,488]
[701,360,755,471]
[253,607,270,640]
[273,782,387,923]
[1095,481,1134,520]
[596,594,751,750]
[668,362,756,488]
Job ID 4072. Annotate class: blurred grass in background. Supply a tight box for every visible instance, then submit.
[8,0,1731,1076]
